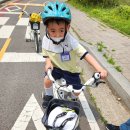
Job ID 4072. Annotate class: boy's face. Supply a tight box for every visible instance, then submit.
[47,21,70,38]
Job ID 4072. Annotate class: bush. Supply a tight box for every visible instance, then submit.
[70,0,119,7]
[116,5,130,20]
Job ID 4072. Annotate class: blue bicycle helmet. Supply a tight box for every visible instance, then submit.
[41,1,71,24]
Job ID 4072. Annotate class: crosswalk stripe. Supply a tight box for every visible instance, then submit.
[0,17,9,25]
[16,18,29,26]
[0,26,15,38]
[1,52,45,62]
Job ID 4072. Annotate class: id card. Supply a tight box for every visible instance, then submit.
[60,51,71,62]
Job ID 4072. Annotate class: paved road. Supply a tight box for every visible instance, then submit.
[0,0,106,130]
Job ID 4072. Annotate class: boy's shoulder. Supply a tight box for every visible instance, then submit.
[42,35,49,42]
[66,33,77,41]
[66,33,80,48]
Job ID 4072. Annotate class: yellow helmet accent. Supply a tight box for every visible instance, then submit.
[30,13,42,22]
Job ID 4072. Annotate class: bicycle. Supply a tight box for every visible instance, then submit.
[42,69,105,130]
[22,10,41,53]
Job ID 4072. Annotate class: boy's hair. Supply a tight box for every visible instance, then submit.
[44,18,70,26]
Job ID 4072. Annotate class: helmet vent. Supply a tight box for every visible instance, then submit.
[44,10,48,13]
[56,4,58,10]
[48,6,53,11]
[66,12,70,15]
[62,7,66,12]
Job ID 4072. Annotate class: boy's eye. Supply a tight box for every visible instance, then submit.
[60,30,65,32]
[51,30,55,33]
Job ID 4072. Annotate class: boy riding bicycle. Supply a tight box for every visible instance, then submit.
[41,1,107,108]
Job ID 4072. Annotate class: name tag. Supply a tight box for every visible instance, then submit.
[61,51,71,62]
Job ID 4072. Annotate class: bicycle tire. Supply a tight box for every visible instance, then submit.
[34,32,39,53]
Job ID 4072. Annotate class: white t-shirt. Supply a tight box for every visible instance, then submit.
[42,32,88,73]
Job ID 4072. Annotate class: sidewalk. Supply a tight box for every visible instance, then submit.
[69,5,130,111]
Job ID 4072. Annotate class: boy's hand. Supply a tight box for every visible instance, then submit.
[99,69,107,79]
[45,58,53,72]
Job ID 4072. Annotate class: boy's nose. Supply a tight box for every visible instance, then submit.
[56,33,60,37]
[55,32,63,37]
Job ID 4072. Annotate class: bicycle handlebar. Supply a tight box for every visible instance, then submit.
[47,69,105,94]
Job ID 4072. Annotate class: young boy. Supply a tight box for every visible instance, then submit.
[41,1,107,108]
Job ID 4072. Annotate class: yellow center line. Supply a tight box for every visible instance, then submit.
[0,38,11,61]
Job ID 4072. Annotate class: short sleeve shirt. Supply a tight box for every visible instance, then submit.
[42,33,88,73]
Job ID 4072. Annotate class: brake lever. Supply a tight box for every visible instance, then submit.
[95,80,105,86]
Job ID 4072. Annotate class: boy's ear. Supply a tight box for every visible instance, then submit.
[66,24,70,31]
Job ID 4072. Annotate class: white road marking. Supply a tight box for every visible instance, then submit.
[0,17,9,25]
[5,6,21,12]
[25,26,34,41]
[79,92,100,130]
[0,11,21,14]
[0,25,15,38]
[11,94,46,130]
[1,53,45,62]
[16,18,29,26]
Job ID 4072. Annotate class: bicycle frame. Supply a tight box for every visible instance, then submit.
[22,10,41,53]
[47,69,103,100]
[42,69,104,130]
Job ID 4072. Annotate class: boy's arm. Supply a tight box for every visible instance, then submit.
[44,57,53,72]
[42,47,53,71]
[84,54,107,79]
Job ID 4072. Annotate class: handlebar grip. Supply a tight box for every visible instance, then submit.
[93,72,101,80]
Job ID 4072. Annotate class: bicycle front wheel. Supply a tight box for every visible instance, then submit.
[34,32,39,53]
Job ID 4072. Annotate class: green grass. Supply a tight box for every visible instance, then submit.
[88,91,108,124]
[119,0,130,5]
[114,65,122,72]
[68,1,130,36]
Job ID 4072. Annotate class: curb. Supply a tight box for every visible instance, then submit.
[70,27,130,110]
[81,41,130,110]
